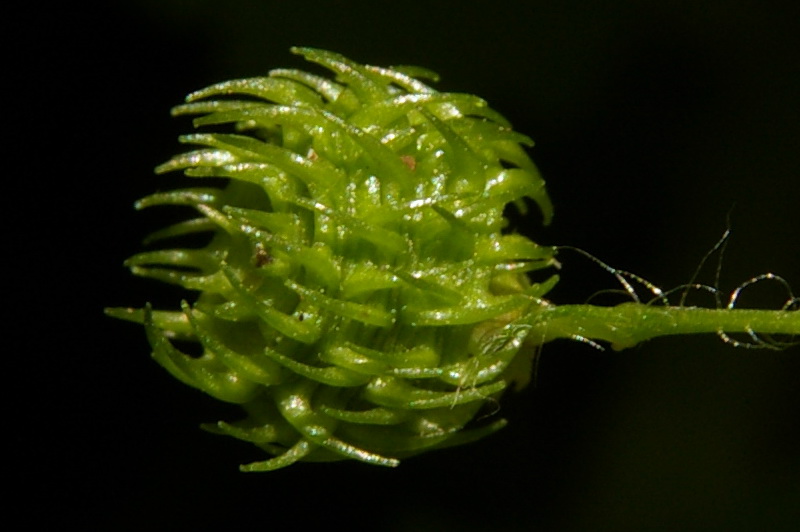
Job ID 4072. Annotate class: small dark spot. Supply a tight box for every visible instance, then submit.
[255,244,272,267]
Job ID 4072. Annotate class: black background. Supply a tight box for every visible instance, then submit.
[10,1,800,529]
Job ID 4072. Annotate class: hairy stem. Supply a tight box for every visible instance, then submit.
[527,303,799,350]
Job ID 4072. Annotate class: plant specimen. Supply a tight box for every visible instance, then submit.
[107,48,799,471]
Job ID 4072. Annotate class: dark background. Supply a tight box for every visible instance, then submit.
[10,1,799,529]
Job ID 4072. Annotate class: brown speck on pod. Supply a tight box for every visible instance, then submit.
[254,244,271,267]
[400,155,416,170]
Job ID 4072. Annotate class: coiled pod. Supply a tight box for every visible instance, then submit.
[108,47,559,471]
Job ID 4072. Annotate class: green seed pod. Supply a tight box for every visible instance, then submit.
[109,47,799,471]
[109,47,559,471]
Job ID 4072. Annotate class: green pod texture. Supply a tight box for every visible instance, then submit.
[109,47,799,471]
[109,47,559,471]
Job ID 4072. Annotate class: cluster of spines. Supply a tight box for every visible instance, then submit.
[109,47,557,470]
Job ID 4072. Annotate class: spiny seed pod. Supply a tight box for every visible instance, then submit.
[110,47,557,471]
[108,47,799,471]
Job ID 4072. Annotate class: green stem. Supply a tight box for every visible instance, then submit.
[527,303,800,351]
